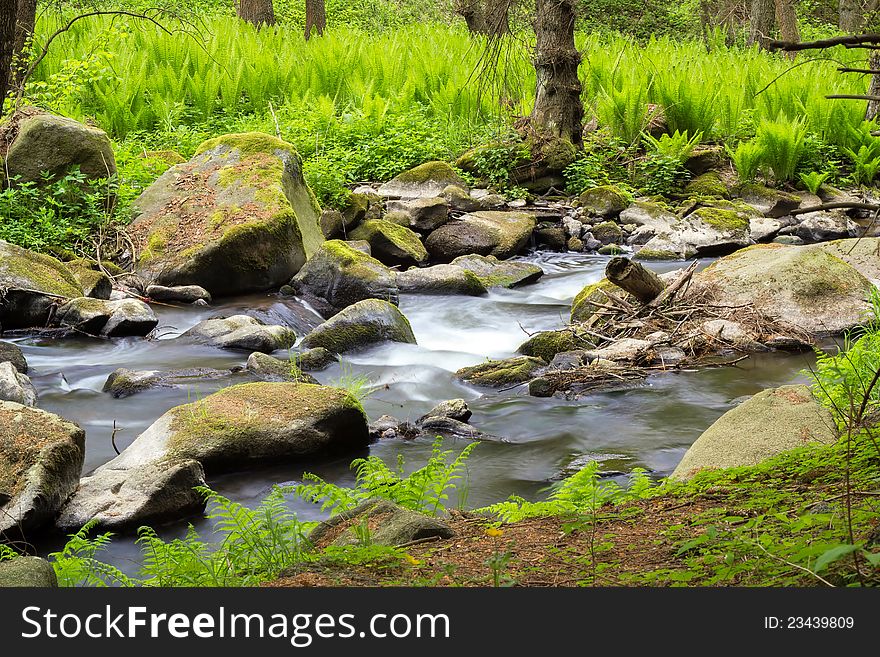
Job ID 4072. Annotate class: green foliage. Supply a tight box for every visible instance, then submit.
[49,521,134,587]
[727,140,764,184]
[799,170,830,194]
[328,361,374,403]
[469,140,531,192]
[643,129,703,163]
[0,544,20,562]
[295,437,477,517]
[479,462,657,523]
[637,153,690,196]
[755,114,809,182]
[0,170,115,254]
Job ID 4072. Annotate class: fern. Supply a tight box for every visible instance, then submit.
[0,544,19,562]
[49,521,134,587]
[727,140,764,184]
[643,129,703,164]
[799,171,830,195]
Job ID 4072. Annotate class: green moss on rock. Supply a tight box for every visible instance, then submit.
[349,220,428,267]
[682,171,730,198]
[455,356,545,387]
[634,248,681,261]
[577,185,632,217]
[518,330,586,361]
[570,278,619,323]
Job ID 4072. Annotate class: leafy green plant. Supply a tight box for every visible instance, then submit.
[727,140,764,184]
[844,144,880,186]
[755,114,808,182]
[49,521,134,587]
[295,437,478,517]
[643,129,703,163]
[798,171,830,195]
[328,361,374,403]
[637,153,690,196]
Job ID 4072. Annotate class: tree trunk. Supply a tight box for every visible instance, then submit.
[484,0,511,36]
[305,0,326,40]
[774,0,799,58]
[606,257,666,304]
[866,52,880,121]
[455,1,488,35]
[839,0,863,32]
[12,0,36,87]
[748,0,776,49]
[0,0,18,108]
[531,0,583,147]
[237,0,275,27]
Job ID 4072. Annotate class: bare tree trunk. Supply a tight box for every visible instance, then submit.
[774,0,799,58]
[749,0,776,49]
[0,0,18,108]
[866,52,880,121]
[839,0,863,32]
[484,0,511,36]
[531,0,583,147]
[12,0,36,87]
[455,1,488,35]
[237,0,275,27]
[305,0,326,40]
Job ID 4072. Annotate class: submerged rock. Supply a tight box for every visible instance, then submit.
[451,254,543,288]
[456,356,545,387]
[102,367,237,398]
[425,211,536,262]
[671,385,836,480]
[396,264,487,296]
[129,132,323,296]
[0,402,85,539]
[349,219,429,268]
[182,315,296,353]
[287,240,399,318]
[301,299,417,354]
[0,362,37,406]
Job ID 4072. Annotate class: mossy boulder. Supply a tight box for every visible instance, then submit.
[287,240,399,318]
[683,145,725,176]
[129,132,323,297]
[518,330,587,362]
[633,247,682,261]
[619,199,677,232]
[425,211,536,262]
[55,297,158,337]
[378,161,468,199]
[65,260,112,300]
[681,171,730,199]
[396,264,487,296]
[102,367,236,399]
[0,402,85,540]
[2,109,116,185]
[246,352,318,384]
[296,347,337,371]
[671,385,835,480]
[0,240,83,329]
[0,342,27,374]
[577,185,632,218]
[736,183,801,218]
[794,210,859,243]
[58,382,369,530]
[301,299,416,354]
[455,356,545,387]
[814,237,880,283]
[385,197,450,232]
[570,278,620,323]
[309,499,454,548]
[451,254,543,288]
[0,557,58,587]
[637,201,756,258]
[182,315,296,353]
[591,221,624,245]
[696,243,875,336]
[349,219,429,268]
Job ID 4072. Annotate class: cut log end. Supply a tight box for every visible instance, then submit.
[605,256,666,304]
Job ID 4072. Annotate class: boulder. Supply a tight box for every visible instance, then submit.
[577,185,631,217]
[425,211,535,262]
[377,161,468,199]
[0,362,37,406]
[736,183,801,217]
[308,499,454,548]
[385,197,450,232]
[65,260,112,300]
[301,299,416,354]
[102,367,237,398]
[671,385,836,480]
[591,221,624,245]
[286,240,399,318]
[0,557,58,587]
[182,315,296,353]
[0,342,27,374]
[0,402,85,539]
[0,240,83,329]
[794,210,859,243]
[681,171,730,198]
[396,264,487,296]
[441,185,482,212]
[2,109,116,184]
[570,278,620,323]
[296,347,337,372]
[451,254,543,289]
[319,209,346,239]
[814,237,880,284]
[55,297,158,337]
[695,243,875,336]
[683,145,725,175]
[146,284,212,304]
[58,383,369,530]
[129,133,323,296]
[418,399,472,424]
[246,352,318,384]
[534,225,567,251]
[619,200,677,234]
[348,220,429,268]
[455,356,545,387]
[518,329,586,362]
[636,201,757,259]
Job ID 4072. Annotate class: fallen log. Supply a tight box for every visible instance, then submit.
[605,257,666,304]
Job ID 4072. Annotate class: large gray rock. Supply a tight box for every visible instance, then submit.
[58,383,369,530]
[65,260,112,300]
[182,315,296,353]
[0,557,58,587]
[246,352,317,384]
[287,240,399,318]
[146,284,212,304]
[102,367,236,398]
[129,132,323,296]
[2,109,116,184]
[385,197,450,232]
[635,201,758,259]
[425,211,536,262]
[396,264,487,296]
[736,184,801,218]
[0,342,27,374]
[577,185,631,218]
[348,219,429,268]
[451,254,543,288]
[418,399,472,424]
[0,362,37,406]
[794,210,859,243]
[814,237,880,284]
[377,161,468,199]
[55,297,158,337]
[695,243,875,336]
[301,299,416,354]
[308,499,454,548]
[0,240,83,329]
[671,385,836,480]
[0,402,85,539]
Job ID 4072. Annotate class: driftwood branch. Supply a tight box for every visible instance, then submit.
[646,261,698,309]
[838,67,880,74]
[789,202,880,216]
[767,33,880,52]
[826,94,880,102]
[605,257,666,304]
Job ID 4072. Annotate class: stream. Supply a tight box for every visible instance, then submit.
[14,251,815,573]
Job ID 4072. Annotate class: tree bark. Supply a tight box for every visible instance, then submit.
[12,0,36,86]
[866,52,880,121]
[839,0,863,32]
[774,0,799,58]
[237,0,275,27]
[484,0,511,36]
[0,0,18,108]
[305,0,326,40]
[531,0,583,147]
[748,0,776,49]
[606,257,666,305]
[455,1,488,34]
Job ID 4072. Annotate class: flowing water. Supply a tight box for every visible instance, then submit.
[13,252,815,572]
